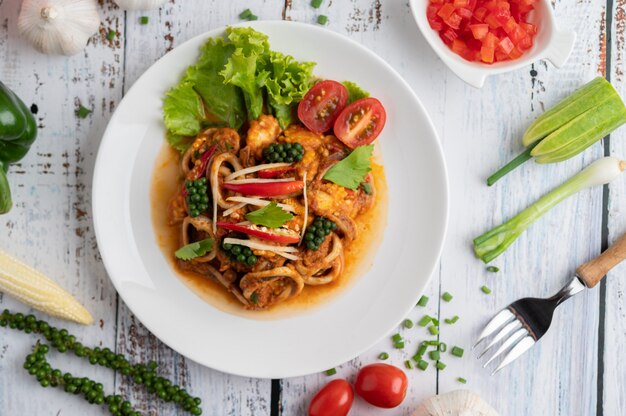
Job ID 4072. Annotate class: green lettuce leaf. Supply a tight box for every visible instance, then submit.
[166,131,194,153]
[342,81,370,104]
[265,51,316,128]
[187,37,246,130]
[220,27,271,121]
[163,81,206,137]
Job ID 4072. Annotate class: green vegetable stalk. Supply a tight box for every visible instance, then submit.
[0,81,38,214]
[475,157,626,263]
[488,77,626,185]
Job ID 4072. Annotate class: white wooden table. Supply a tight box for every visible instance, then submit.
[1,0,625,414]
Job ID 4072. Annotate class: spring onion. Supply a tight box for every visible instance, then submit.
[481,285,492,294]
[404,360,413,369]
[402,319,414,329]
[393,341,405,349]
[457,377,467,384]
[317,15,328,25]
[444,315,460,325]
[429,350,440,361]
[486,266,500,273]
[417,360,429,371]
[451,346,465,357]
[391,333,402,342]
[417,344,428,357]
[325,368,337,376]
[418,315,432,327]
[442,292,453,302]
[428,325,439,335]
[311,0,323,8]
[412,353,422,362]
[378,352,389,360]
[438,342,447,352]
[432,318,440,326]
[475,157,626,263]
[239,9,253,19]
[436,361,447,370]
[139,16,149,25]
[417,295,429,307]
[106,30,116,41]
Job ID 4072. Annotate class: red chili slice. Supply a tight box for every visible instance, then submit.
[217,222,300,244]
[187,144,217,180]
[257,166,297,179]
[223,180,304,197]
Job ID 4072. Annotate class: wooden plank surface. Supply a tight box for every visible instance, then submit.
[0,0,622,414]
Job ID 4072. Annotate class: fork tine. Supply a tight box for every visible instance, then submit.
[482,328,527,368]
[473,309,515,349]
[491,336,535,375]
[477,320,522,359]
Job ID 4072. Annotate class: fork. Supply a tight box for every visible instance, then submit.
[474,231,626,374]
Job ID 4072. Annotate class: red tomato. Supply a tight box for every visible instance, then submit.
[354,364,408,409]
[308,379,354,416]
[298,80,348,133]
[333,98,386,149]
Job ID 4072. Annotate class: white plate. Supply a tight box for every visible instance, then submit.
[93,21,448,379]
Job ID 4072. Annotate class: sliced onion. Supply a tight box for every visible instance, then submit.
[226,196,295,212]
[223,202,248,217]
[274,251,301,261]
[223,238,299,253]
[299,171,308,245]
[223,178,296,185]
[225,163,292,181]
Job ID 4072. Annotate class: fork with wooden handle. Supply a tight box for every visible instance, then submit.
[474,231,626,374]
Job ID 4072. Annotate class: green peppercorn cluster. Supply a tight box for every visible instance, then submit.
[222,241,257,265]
[263,142,304,163]
[0,310,203,416]
[185,178,209,217]
[304,217,336,251]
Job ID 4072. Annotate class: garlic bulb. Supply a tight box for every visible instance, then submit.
[113,0,167,11]
[18,0,100,56]
[412,390,499,416]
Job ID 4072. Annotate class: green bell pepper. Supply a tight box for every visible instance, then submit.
[0,81,37,214]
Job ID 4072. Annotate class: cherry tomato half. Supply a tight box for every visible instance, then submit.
[308,379,354,416]
[354,363,408,408]
[298,80,348,133]
[333,97,386,149]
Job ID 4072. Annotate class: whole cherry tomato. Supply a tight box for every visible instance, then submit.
[354,363,408,408]
[308,379,354,416]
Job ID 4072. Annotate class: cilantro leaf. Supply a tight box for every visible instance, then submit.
[342,81,370,104]
[245,202,293,228]
[174,238,214,261]
[323,145,374,190]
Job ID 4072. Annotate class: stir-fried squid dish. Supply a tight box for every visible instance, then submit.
[159,28,387,310]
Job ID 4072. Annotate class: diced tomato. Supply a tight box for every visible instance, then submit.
[444,12,463,29]
[497,36,514,54]
[437,3,456,19]
[480,45,495,63]
[469,23,489,39]
[428,0,536,63]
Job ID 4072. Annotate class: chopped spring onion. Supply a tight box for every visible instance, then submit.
[481,285,492,294]
[140,16,149,24]
[404,360,413,369]
[391,333,402,343]
[438,342,447,353]
[429,350,440,361]
[436,361,446,370]
[444,315,460,325]
[76,105,91,119]
[378,352,389,360]
[417,295,429,307]
[225,163,292,181]
[451,346,465,357]
[411,353,422,362]
[442,292,453,302]
[224,178,296,185]
[239,8,253,19]
[457,377,467,384]
[311,0,323,8]
[106,30,117,41]
[300,172,309,244]
[248,15,259,20]
[223,202,248,217]
[428,325,439,335]
[325,368,337,376]
[226,197,295,212]
[417,360,429,371]
[222,238,300,261]
[431,318,440,326]
[486,266,500,273]
[317,15,328,25]
[417,344,428,357]
[426,340,440,346]
[475,157,626,263]
[402,319,414,329]
[393,341,405,349]
[417,315,432,327]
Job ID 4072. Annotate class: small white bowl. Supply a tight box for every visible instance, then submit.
[409,0,576,88]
